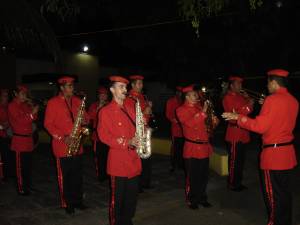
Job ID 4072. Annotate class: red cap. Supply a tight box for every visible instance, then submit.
[176,86,182,91]
[17,85,28,93]
[98,86,108,94]
[267,69,289,77]
[129,75,144,80]
[58,76,75,84]
[229,76,243,82]
[109,76,129,84]
[182,85,195,93]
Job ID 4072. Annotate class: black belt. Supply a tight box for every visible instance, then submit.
[185,138,209,145]
[263,141,293,149]
[13,133,32,137]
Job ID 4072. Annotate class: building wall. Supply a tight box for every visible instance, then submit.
[0,53,16,89]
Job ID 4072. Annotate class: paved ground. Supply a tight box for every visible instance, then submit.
[0,131,300,225]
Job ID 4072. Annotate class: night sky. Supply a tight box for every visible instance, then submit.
[31,0,300,82]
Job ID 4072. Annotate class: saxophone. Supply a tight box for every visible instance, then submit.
[135,99,152,159]
[67,96,89,156]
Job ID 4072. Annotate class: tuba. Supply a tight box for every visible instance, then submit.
[135,99,152,159]
[67,96,89,156]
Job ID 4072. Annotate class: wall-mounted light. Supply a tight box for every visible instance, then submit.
[276,1,282,8]
[82,45,89,53]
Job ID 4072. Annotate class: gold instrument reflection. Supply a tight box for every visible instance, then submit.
[240,88,266,101]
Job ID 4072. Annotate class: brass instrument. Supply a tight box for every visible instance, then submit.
[67,96,89,156]
[201,87,218,136]
[135,99,152,159]
[240,88,265,101]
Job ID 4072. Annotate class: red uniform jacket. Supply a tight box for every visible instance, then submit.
[8,98,37,152]
[176,102,213,159]
[124,90,150,124]
[165,96,183,137]
[237,88,298,170]
[97,100,141,178]
[88,102,100,142]
[44,94,88,158]
[0,103,9,138]
[223,91,253,143]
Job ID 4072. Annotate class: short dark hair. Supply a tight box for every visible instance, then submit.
[268,75,288,87]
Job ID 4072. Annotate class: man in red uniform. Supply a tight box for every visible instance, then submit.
[222,76,254,191]
[165,86,184,172]
[8,85,39,195]
[0,89,12,181]
[222,69,298,225]
[176,85,214,210]
[124,75,153,192]
[44,76,89,214]
[98,75,141,225]
[88,86,109,182]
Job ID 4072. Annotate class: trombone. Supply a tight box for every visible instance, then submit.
[240,88,266,101]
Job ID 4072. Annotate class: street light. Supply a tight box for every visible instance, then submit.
[276,1,282,8]
[82,45,89,53]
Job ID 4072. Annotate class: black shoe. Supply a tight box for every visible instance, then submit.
[139,188,144,193]
[65,206,75,214]
[74,203,88,210]
[18,190,31,196]
[169,167,175,173]
[199,202,212,208]
[188,203,199,210]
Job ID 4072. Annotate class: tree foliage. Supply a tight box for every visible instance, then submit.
[178,0,263,37]
[40,0,80,21]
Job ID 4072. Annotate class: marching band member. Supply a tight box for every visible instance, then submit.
[44,76,89,214]
[222,76,253,191]
[98,76,141,225]
[8,85,38,195]
[222,69,298,225]
[88,86,109,182]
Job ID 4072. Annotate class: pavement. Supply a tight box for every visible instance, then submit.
[0,131,299,225]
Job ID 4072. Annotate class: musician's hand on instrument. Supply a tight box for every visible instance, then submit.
[147,101,153,108]
[221,112,239,121]
[144,106,152,115]
[32,105,39,115]
[81,127,89,135]
[212,116,220,127]
[128,137,139,147]
[202,101,208,113]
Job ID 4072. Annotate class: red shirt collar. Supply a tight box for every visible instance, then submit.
[129,89,142,97]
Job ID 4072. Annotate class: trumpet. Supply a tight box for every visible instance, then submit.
[240,88,266,101]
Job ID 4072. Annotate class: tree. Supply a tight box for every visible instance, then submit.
[178,0,263,36]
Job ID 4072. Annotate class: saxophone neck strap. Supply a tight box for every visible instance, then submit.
[64,97,74,123]
[120,107,136,127]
